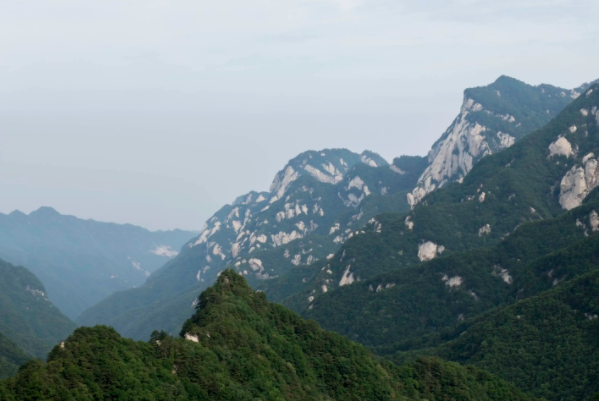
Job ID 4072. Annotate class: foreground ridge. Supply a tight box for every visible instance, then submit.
[1,271,538,401]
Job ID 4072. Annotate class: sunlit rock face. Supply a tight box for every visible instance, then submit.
[409,76,585,208]
[559,154,599,210]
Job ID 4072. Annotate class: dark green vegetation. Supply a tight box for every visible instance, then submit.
[0,258,75,360]
[386,258,599,401]
[303,200,599,348]
[0,332,31,380]
[0,207,196,319]
[0,271,539,401]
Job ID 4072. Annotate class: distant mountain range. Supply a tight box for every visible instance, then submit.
[0,207,196,319]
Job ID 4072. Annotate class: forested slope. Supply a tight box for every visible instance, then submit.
[0,271,539,401]
[385,245,599,400]
[0,258,75,359]
[0,332,31,380]
[302,198,599,348]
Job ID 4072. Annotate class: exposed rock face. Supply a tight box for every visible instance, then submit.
[409,97,491,207]
[441,274,463,288]
[478,224,491,236]
[339,266,355,286]
[418,241,444,262]
[494,266,513,285]
[184,333,199,343]
[408,77,584,208]
[270,166,300,203]
[559,154,599,210]
[497,132,516,148]
[590,211,599,232]
[548,137,576,158]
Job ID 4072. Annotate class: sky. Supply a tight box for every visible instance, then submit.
[0,0,598,231]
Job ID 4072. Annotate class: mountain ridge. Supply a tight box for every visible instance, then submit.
[1,271,540,401]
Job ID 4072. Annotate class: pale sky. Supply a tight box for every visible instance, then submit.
[1,0,598,231]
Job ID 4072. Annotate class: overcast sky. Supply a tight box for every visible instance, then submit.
[1,0,598,231]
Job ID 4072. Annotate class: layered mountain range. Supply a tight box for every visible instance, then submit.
[2,75,599,400]
[76,150,429,338]
[77,76,595,342]
[271,81,599,311]
[0,207,196,319]
[270,83,599,399]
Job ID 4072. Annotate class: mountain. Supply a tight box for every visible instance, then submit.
[271,82,599,314]
[0,271,539,401]
[383,235,599,400]
[408,76,596,207]
[0,207,196,319]
[0,332,31,380]
[76,76,591,341]
[0,258,75,361]
[259,83,599,399]
[77,149,429,339]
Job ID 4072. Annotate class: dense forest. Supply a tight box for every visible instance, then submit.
[386,264,599,400]
[0,271,539,401]
[303,198,599,348]
[0,332,31,380]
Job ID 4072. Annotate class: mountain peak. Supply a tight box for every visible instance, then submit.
[360,150,388,167]
[29,207,61,218]
[408,76,583,208]
[492,75,523,85]
[215,269,252,294]
[8,210,27,218]
[268,148,360,203]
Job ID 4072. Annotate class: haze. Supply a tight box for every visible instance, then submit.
[1,0,597,231]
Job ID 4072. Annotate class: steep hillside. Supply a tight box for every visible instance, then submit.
[0,207,195,318]
[0,271,538,401]
[409,76,596,207]
[275,83,599,313]
[77,150,427,339]
[301,198,599,348]
[0,258,76,359]
[385,248,599,401]
[0,332,31,380]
